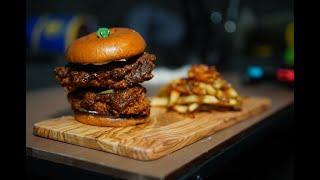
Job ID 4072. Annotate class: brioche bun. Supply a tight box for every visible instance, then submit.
[66,27,146,65]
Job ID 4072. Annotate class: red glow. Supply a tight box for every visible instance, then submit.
[277,69,294,82]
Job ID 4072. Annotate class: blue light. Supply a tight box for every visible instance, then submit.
[247,66,264,79]
[210,11,222,24]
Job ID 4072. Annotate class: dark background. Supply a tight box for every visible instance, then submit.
[26,0,293,90]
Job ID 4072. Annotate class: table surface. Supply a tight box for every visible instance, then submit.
[26,73,294,180]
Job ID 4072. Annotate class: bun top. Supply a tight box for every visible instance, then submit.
[66,27,146,64]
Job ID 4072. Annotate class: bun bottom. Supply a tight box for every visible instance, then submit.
[74,113,150,127]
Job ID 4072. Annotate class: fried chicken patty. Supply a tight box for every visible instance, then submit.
[54,52,156,92]
[67,86,150,118]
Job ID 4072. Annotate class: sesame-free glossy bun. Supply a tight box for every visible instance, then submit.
[66,27,146,64]
[74,113,150,127]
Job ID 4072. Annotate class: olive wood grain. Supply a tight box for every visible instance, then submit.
[33,97,270,161]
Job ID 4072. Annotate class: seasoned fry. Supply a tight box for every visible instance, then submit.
[173,105,188,113]
[216,90,224,99]
[204,84,216,95]
[229,99,237,105]
[176,95,199,104]
[212,78,225,89]
[188,103,199,112]
[150,97,168,106]
[226,88,238,98]
[202,95,219,104]
[151,64,242,113]
[169,90,180,106]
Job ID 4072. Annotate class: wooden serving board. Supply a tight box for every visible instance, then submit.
[33,97,270,161]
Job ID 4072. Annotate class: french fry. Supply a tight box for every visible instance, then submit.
[173,105,188,113]
[199,83,207,92]
[169,90,180,105]
[216,90,224,99]
[229,99,237,105]
[213,79,224,89]
[150,97,169,106]
[202,95,219,104]
[226,88,238,98]
[204,83,216,95]
[176,95,199,104]
[188,103,199,112]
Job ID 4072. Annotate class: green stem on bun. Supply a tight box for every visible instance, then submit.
[97,27,110,38]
